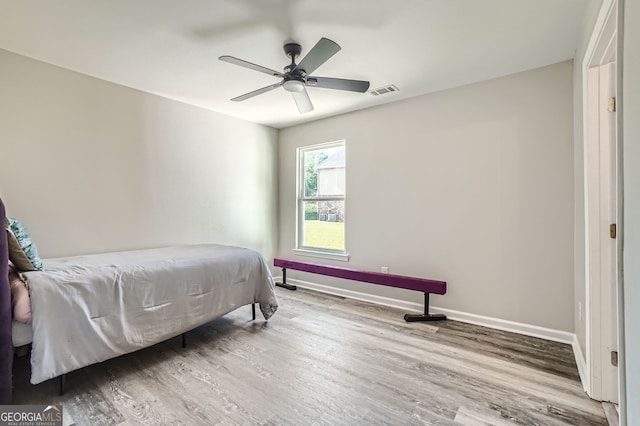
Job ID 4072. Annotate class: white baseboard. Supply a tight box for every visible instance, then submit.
[572,334,590,392]
[276,276,575,345]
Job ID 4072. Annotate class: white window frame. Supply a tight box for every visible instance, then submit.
[294,140,349,261]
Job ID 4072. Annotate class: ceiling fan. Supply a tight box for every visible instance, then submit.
[219,38,370,113]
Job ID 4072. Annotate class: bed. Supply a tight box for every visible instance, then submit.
[15,244,278,385]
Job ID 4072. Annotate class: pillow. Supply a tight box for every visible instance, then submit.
[8,264,31,324]
[6,230,37,271]
[6,217,43,271]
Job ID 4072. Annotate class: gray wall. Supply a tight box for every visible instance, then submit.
[0,49,279,259]
[278,61,575,332]
[622,0,639,422]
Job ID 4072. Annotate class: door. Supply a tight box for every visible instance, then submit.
[583,0,620,406]
[599,61,618,403]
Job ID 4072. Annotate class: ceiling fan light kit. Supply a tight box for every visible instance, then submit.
[283,80,305,92]
[219,37,370,114]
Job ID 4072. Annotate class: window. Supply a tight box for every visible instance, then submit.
[297,141,346,256]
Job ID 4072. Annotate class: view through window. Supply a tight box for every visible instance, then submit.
[298,141,345,253]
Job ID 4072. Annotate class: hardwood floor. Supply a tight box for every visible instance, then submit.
[13,288,607,425]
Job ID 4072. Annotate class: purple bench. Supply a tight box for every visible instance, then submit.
[273,258,447,322]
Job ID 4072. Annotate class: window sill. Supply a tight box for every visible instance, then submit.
[292,249,350,262]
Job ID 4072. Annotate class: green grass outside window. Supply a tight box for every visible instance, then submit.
[303,220,345,251]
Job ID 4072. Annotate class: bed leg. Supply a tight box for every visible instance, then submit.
[404,293,447,322]
[58,373,66,396]
[182,333,187,348]
[275,267,297,291]
[252,303,256,321]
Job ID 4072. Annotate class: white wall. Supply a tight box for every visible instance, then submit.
[278,61,575,332]
[622,0,639,421]
[0,49,278,259]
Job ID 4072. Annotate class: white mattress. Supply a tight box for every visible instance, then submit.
[23,244,278,384]
[12,320,32,347]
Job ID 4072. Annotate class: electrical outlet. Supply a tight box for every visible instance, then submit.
[381,266,389,274]
[578,302,582,321]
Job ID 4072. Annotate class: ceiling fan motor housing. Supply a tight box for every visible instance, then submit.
[283,67,306,92]
[283,42,307,92]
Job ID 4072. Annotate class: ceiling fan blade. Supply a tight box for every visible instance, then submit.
[291,88,314,113]
[294,38,341,75]
[306,76,370,93]
[231,83,283,102]
[219,55,284,78]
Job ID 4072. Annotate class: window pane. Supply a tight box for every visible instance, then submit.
[303,146,345,198]
[302,200,345,251]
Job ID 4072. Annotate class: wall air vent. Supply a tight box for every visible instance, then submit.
[368,84,400,96]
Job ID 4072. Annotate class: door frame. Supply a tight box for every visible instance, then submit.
[582,0,619,402]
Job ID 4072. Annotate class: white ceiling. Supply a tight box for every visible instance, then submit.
[0,0,599,129]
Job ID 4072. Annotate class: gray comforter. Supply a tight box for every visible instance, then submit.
[24,244,278,384]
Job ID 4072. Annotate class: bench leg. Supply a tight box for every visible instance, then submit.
[252,303,256,321]
[275,268,297,291]
[182,333,187,348]
[404,293,447,322]
[59,373,66,396]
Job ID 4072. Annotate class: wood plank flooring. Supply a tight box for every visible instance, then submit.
[12,288,607,425]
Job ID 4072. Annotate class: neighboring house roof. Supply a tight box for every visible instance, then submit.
[317,149,345,169]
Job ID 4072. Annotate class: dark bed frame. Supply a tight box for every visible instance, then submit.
[56,303,257,396]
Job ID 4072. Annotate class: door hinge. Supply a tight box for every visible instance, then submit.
[611,351,618,367]
[608,96,617,112]
[610,223,617,239]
